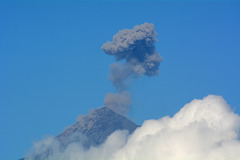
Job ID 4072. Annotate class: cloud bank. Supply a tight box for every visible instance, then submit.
[102,23,162,115]
[27,95,240,160]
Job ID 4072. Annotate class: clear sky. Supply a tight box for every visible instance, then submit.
[1,1,240,160]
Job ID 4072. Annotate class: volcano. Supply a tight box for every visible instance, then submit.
[21,107,138,160]
[57,107,138,148]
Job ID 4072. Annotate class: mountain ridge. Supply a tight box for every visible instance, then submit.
[57,107,139,148]
[21,107,139,160]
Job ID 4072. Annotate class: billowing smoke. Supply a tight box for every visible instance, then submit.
[102,23,162,114]
[26,95,240,160]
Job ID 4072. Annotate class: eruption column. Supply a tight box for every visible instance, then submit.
[102,23,162,115]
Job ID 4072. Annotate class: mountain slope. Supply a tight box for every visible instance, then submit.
[57,107,138,148]
[22,107,138,160]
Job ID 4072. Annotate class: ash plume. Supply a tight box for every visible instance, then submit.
[102,23,162,114]
[104,91,131,115]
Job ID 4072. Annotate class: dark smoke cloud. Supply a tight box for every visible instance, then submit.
[102,23,162,83]
[102,23,162,114]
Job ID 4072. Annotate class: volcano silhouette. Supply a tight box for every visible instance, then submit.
[21,107,138,160]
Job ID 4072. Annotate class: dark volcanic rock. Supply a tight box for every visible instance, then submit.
[57,107,138,148]
[22,107,138,160]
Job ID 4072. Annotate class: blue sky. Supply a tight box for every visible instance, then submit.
[1,1,240,160]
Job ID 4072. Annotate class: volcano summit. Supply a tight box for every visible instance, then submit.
[22,107,138,160]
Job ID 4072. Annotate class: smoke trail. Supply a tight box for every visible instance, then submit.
[102,23,162,114]
[104,91,131,115]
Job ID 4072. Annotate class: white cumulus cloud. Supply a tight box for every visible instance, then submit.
[27,95,240,160]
